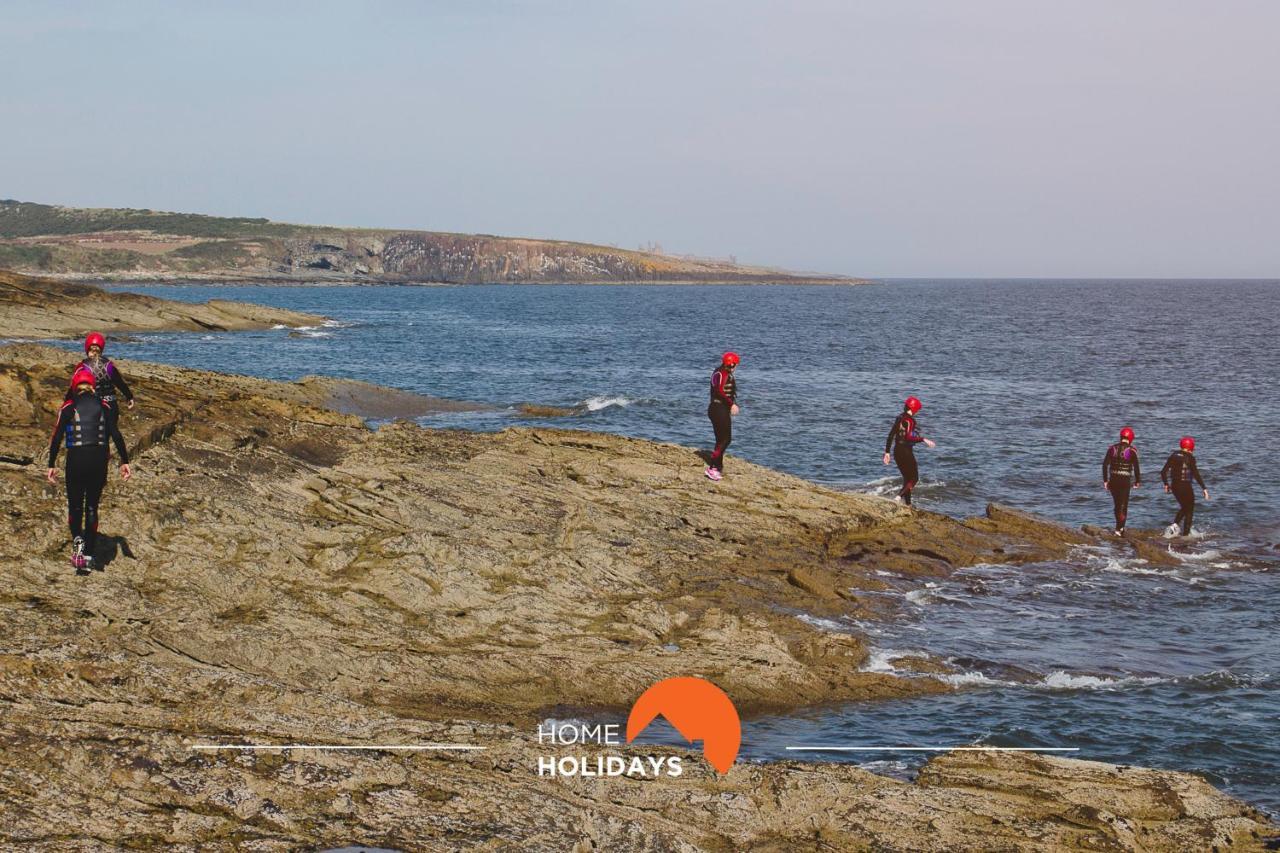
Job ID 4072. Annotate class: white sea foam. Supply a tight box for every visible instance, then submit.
[1034,670,1165,691]
[796,614,854,634]
[939,670,1011,687]
[271,324,288,330]
[582,396,635,411]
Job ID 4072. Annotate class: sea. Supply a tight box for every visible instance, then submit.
[74,278,1278,814]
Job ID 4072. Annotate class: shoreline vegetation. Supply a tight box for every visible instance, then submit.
[2,274,1276,847]
[0,200,865,286]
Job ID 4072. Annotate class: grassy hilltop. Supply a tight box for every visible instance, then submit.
[0,200,860,285]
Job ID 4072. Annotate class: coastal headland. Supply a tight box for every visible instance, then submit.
[1,332,1275,849]
[0,200,863,285]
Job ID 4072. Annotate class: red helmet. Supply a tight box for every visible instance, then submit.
[1180,436,1195,451]
[721,352,740,367]
[84,332,106,353]
[70,367,96,390]
[1119,426,1135,443]
[904,396,922,414]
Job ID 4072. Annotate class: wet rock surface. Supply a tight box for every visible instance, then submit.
[1,344,1274,850]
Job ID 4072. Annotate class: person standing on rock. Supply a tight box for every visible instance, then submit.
[46,367,132,572]
[883,396,935,506]
[1161,436,1209,537]
[1102,427,1142,536]
[705,352,740,482]
[66,332,135,417]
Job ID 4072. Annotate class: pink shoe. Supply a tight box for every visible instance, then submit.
[705,466,722,481]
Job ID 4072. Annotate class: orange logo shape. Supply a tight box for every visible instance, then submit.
[626,676,741,774]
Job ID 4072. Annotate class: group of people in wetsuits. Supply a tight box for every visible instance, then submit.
[705,352,1210,537]
[42,338,1215,572]
[1102,428,1210,537]
[45,333,135,572]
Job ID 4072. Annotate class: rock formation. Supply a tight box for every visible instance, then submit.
[1,343,1274,849]
[0,269,326,339]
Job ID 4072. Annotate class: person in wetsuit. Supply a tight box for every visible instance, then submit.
[1102,426,1141,535]
[47,368,132,571]
[883,396,935,506]
[66,332,135,417]
[1161,436,1209,536]
[705,352,740,481]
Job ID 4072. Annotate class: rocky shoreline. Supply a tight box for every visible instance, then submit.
[0,269,327,339]
[1,342,1275,849]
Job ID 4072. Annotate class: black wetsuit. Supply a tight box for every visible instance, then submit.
[1161,450,1206,535]
[707,366,737,472]
[1102,441,1141,531]
[885,411,924,505]
[48,392,129,560]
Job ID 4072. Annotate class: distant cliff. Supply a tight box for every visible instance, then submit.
[0,200,862,285]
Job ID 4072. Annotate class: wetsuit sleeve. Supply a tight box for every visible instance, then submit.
[886,415,902,454]
[1102,447,1113,482]
[47,405,72,467]
[1132,450,1141,486]
[108,362,133,401]
[1160,454,1174,486]
[710,370,733,405]
[1190,456,1205,489]
[107,404,130,464]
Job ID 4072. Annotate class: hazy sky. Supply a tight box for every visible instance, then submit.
[2,1,1277,277]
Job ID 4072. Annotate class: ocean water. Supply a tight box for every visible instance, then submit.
[83,279,1278,813]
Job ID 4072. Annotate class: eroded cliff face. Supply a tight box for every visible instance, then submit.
[0,344,1274,850]
[0,200,861,284]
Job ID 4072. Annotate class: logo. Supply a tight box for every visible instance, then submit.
[626,676,741,774]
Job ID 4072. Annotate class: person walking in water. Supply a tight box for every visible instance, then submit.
[1161,436,1209,537]
[1102,426,1141,535]
[47,368,132,572]
[883,396,935,506]
[67,332,135,416]
[705,352,740,481]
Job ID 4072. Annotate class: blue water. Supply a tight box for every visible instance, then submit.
[85,279,1278,813]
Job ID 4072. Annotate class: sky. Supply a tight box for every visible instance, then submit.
[1,0,1277,278]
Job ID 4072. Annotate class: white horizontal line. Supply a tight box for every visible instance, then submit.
[191,744,486,751]
[785,746,1078,752]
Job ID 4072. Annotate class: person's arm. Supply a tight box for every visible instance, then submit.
[107,405,130,465]
[108,362,134,402]
[1160,453,1173,487]
[885,414,901,455]
[1102,447,1112,484]
[47,403,72,468]
[1132,449,1141,487]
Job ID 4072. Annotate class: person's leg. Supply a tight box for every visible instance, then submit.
[1174,483,1196,535]
[895,447,918,506]
[1112,479,1131,531]
[83,468,106,559]
[66,473,85,544]
[708,404,732,472]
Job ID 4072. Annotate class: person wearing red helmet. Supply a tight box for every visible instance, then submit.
[1161,436,1209,537]
[704,352,740,481]
[1102,426,1142,535]
[47,367,132,572]
[882,396,935,506]
[66,332,135,414]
